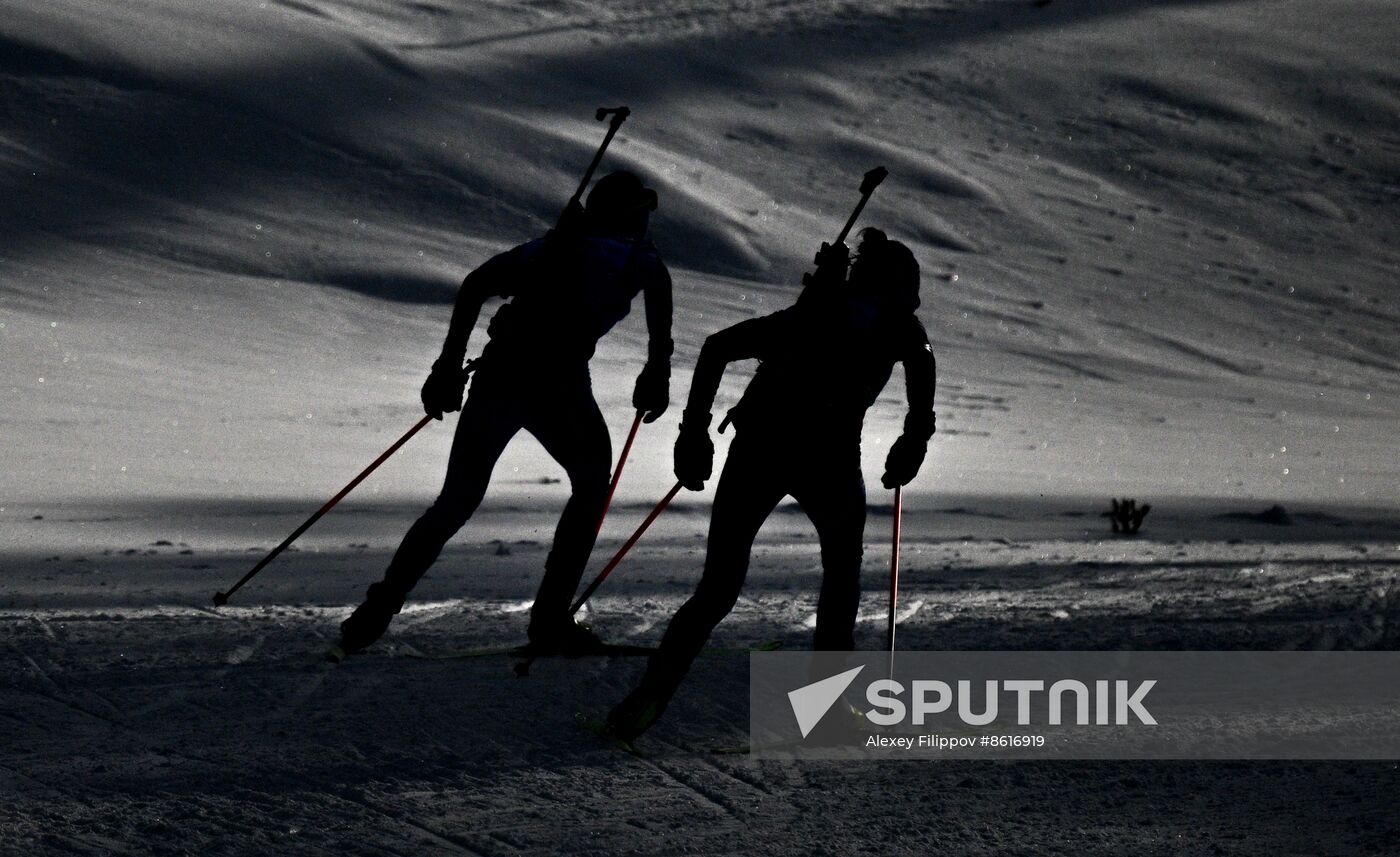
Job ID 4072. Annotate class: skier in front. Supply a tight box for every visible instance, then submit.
[606,227,935,742]
[335,170,673,657]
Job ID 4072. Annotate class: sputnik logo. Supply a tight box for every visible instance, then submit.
[787,666,865,738]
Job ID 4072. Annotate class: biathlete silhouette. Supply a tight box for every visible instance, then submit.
[330,124,674,658]
[605,218,936,743]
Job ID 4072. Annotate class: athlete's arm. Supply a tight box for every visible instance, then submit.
[641,259,674,368]
[901,318,937,438]
[683,310,787,417]
[632,257,675,422]
[880,318,937,488]
[673,310,783,490]
[436,245,523,369]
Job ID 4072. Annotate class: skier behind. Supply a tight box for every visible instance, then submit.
[605,227,935,741]
[335,170,673,657]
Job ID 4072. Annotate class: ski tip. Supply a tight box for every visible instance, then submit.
[576,712,640,756]
[325,645,347,664]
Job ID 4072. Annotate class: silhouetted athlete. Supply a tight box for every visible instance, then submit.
[337,171,673,656]
[606,228,935,741]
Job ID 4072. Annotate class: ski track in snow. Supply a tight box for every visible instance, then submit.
[5,527,1400,853]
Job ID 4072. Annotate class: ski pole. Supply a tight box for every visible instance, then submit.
[573,480,682,614]
[595,411,644,535]
[568,106,631,211]
[212,414,434,606]
[887,485,903,680]
[515,480,683,677]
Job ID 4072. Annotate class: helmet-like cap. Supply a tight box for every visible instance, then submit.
[586,170,658,218]
[854,228,920,312]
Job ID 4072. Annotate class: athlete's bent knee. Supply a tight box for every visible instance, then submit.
[421,499,473,533]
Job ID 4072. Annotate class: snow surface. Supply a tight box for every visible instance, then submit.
[3,0,1400,853]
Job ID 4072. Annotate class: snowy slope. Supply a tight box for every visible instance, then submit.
[2,0,1397,515]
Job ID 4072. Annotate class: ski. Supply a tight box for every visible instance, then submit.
[329,638,782,664]
[411,642,656,661]
[404,643,533,660]
[427,639,779,661]
[325,643,635,663]
[711,695,867,755]
[576,711,641,756]
[704,639,783,654]
[708,738,808,756]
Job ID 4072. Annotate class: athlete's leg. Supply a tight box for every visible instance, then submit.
[340,381,521,651]
[793,449,867,652]
[625,436,786,707]
[521,384,612,640]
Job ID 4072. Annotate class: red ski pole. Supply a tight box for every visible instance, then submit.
[595,411,644,534]
[515,481,683,677]
[573,480,682,615]
[213,414,434,606]
[887,485,903,678]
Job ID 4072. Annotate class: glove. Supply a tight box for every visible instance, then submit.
[882,433,928,489]
[632,360,670,424]
[421,359,467,420]
[673,411,714,491]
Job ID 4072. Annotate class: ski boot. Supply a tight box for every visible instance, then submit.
[525,616,608,658]
[605,684,670,744]
[327,585,402,662]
